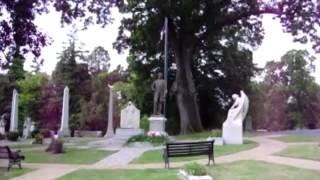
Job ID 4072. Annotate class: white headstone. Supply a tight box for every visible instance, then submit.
[30,121,35,132]
[59,86,70,136]
[222,90,249,144]
[105,85,114,137]
[10,89,19,132]
[0,115,5,135]
[120,102,140,129]
[23,117,32,138]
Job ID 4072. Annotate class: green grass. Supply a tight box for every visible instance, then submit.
[9,143,44,149]
[276,144,320,161]
[23,148,115,164]
[58,169,179,180]
[272,135,320,143]
[0,167,33,180]
[174,131,215,141]
[58,160,320,180]
[208,160,320,180]
[131,140,257,164]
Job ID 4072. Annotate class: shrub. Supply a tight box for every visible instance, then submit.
[32,134,44,144]
[31,129,40,138]
[140,115,149,133]
[6,131,19,141]
[211,129,222,137]
[184,163,207,176]
[40,129,52,138]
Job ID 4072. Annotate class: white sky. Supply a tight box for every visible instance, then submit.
[25,9,320,83]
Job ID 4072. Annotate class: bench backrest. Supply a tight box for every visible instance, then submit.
[165,140,214,157]
[0,146,11,159]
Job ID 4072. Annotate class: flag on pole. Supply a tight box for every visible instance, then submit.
[158,18,166,44]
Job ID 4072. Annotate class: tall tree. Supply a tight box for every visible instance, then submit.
[85,46,111,74]
[0,0,119,68]
[17,73,48,128]
[250,50,320,130]
[114,0,320,133]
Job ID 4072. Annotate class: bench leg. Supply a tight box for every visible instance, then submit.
[7,162,11,171]
[19,161,22,169]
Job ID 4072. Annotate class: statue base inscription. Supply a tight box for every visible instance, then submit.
[222,122,243,145]
[148,116,167,134]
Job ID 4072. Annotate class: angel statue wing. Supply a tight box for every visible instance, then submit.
[240,90,249,121]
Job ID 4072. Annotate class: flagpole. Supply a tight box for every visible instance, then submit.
[164,16,168,116]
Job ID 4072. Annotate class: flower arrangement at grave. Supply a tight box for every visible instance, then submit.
[147,131,167,137]
[178,163,213,180]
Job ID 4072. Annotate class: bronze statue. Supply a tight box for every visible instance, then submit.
[152,73,167,115]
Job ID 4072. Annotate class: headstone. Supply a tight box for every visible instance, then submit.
[222,91,249,144]
[115,102,143,137]
[58,86,70,136]
[23,117,32,138]
[105,85,114,137]
[0,115,6,135]
[30,121,35,132]
[10,89,19,132]
[120,102,140,129]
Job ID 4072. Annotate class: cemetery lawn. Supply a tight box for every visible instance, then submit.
[0,167,33,180]
[272,135,320,143]
[207,160,320,180]
[131,140,257,164]
[23,148,115,164]
[10,143,45,149]
[276,144,320,161]
[58,160,320,180]
[174,131,213,140]
[58,169,178,180]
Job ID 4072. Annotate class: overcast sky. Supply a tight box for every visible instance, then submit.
[26,8,320,83]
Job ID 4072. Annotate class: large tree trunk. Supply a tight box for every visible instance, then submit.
[175,46,203,134]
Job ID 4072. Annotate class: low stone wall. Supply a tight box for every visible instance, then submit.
[74,130,102,137]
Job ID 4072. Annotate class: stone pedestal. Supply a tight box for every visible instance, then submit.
[222,122,243,144]
[148,116,167,134]
[58,128,70,137]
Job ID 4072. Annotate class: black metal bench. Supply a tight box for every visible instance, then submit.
[163,140,215,168]
[0,146,25,171]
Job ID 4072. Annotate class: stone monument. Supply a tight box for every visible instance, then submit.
[116,101,143,136]
[10,89,19,132]
[23,117,32,139]
[222,90,249,144]
[30,121,35,133]
[121,102,140,129]
[105,85,115,137]
[0,115,6,135]
[148,73,167,135]
[58,86,70,136]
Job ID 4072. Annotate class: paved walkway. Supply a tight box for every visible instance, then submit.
[2,134,320,179]
[93,147,151,167]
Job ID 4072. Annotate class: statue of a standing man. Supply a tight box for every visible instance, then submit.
[152,73,167,115]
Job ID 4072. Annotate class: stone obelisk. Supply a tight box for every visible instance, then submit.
[59,86,70,137]
[10,89,19,132]
[105,85,114,137]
